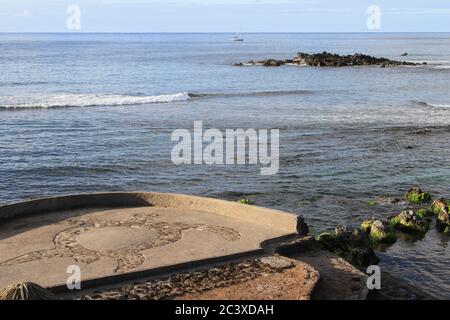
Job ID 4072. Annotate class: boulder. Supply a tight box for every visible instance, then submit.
[388,210,429,233]
[404,187,431,204]
[349,247,379,267]
[369,220,396,244]
[237,198,253,205]
[335,225,369,248]
[296,216,309,236]
[416,208,434,218]
[430,198,448,215]
[316,232,340,250]
[361,219,396,244]
[0,282,56,300]
[437,210,450,232]
[361,218,376,233]
[316,225,377,268]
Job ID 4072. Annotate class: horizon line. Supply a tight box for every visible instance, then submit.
[1,31,450,34]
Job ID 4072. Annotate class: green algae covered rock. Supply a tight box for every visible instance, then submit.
[437,210,450,232]
[368,220,396,244]
[361,218,376,233]
[430,199,449,215]
[316,232,340,250]
[360,219,396,244]
[237,199,253,205]
[429,199,450,233]
[316,225,378,268]
[404,187,431,204]
[388,210,429,233]
[416,208,434,218]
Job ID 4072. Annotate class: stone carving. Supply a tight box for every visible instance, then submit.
[0,213,241,273]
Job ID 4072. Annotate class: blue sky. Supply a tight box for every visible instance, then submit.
[0,0,449,32]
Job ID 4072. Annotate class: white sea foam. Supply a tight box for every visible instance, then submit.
[0,92,191,109]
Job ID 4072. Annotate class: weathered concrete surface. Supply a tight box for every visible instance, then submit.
[176,257,319,300]
[79,256,320,300]
[0,193,298,289]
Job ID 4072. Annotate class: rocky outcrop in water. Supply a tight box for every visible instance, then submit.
[431,199,450,232]
[388,210,430,233]
[361,219,396,244]
[405,187,432,204]
[235,51,421,68]
[316,225,379,267]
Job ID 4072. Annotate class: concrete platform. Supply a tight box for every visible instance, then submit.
[0,192,299,290]
[79,255,321,300]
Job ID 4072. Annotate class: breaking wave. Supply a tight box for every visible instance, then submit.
[0,89,314,110]
[0,92,192,109]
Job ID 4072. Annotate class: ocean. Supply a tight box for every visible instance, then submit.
[0,32,449,298]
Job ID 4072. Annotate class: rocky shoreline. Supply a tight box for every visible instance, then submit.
[314,187,448,268]
[1,188,445,300]
[234,52,426,68]
[74,185,445,301]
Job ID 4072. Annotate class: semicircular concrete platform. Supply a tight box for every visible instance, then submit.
[0,192,300,290]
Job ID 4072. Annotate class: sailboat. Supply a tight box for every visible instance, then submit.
[232,33,244,42]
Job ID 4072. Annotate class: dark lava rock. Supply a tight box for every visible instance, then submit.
[350,247,379,267]
[236,51,420,68]
[316,225,378,268]
[296,216,309,236]
[263,59,284,67]
[275,236,315,256]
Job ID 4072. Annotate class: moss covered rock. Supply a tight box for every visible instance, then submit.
[430,199,449,215]
[334,225,369,248]
[316,232,340,250]
[416,208,434,218]
[429,199,450,233]
[368,220,397,244]
[404,187,431,204]
[388,210,429,233]
[361,218,376,233]
[237,199,253,205]
[437,210,450,233]
[360,219,396,244]
[316,225,378,268]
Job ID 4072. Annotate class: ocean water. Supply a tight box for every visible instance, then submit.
[1,33,450,298]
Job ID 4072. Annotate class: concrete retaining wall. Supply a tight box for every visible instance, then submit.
[0,192,299,233]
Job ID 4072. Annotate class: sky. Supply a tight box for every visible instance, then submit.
[0,0,449,33]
